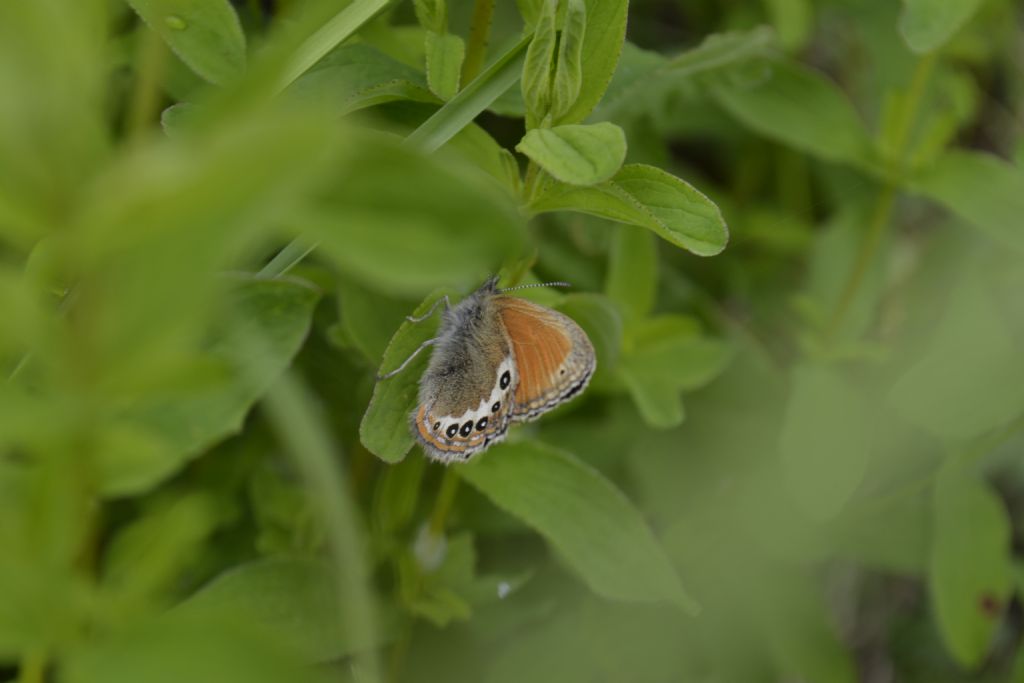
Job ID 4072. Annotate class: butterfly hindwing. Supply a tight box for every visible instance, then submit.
[411,357,517,463]
[495,296,596,422]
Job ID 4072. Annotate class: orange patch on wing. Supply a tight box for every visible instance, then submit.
[496,297,573,408]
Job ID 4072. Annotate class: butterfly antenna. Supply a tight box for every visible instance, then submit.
[499,281,571,293]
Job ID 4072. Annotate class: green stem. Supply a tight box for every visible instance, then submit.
[825,53,936,341]
[428,468,461,536]
[126,26,167,140]
[461,0,496,85]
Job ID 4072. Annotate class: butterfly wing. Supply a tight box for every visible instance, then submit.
[495,296,596,422]
[410,291,519,463]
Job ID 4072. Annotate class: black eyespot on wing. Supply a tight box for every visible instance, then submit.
[492,401,500,413]
[476,417,488,431]
[460,420,474,437]
[433,422,441,431]
[500,370,511,389]
[446,424,459,438]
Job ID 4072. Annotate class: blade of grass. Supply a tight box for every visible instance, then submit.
[404,34,529,153]
[271,0,394,95]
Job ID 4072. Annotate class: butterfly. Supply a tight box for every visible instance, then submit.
[378,277,596,463]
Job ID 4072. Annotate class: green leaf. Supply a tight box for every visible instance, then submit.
[530,164,728,256]
[64,610,326,683]
[594,29,776,122]
[286,44,437,115]
[711,58,873,167]
[516,123,626,186]
[556,292,624,382]
[889,277,1024,439]
[617,315,731,428]
[779,363,871,521]
[764,0,812,50]
[606,226,657,323]
[555,0,630,124]
[458,440,698,612]
[126,0,246,85]
[928,459,1012,669]
[521,0,557,124]
[105,277,319,496]
[360,289,456,462]
[426,31,465,101]
[300,139,525,297]
[910,150,1024,253]
[178,557,380,662]
[551,0,586,118]
[899,0,984,54]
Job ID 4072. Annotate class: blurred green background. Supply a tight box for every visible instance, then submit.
[1,0,1023,681]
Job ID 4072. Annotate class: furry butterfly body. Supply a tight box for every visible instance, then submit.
[385,277,595,463]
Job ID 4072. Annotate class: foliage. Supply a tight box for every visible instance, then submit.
[1,0,1023,681]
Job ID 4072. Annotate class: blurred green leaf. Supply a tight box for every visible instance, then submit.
[605,226,657,323]
[618,315,731,428]
[779,363,871,521]
[426,31,465,101]
[889,277,1024,439]
[594,29,776,122]
[550,0,586,119]
[299,140,525,297]
[64,610,328,683]
[361,289,455,462]
[372,456,427,534]
[910,150,1024,253]
[711,58,873,167]
[928,459,1012,669]
[458,440,699,612]
[413,0,446,33]
[286,44,437,114]
[530,164,728,256]
[517,123,626,186]
[178,557,381,662]
[126,0,246,85]
[899,0,984,54]
[556,293,623,382]
[336,278,417,365]
[106,277,319,496]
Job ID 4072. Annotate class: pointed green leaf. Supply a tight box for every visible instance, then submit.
[126,0,246,85]
[517,123,626,186]
[929,460,1012,669]
[779,363,871,521]
[530,164,728,255]
[555,0,630,124]
[458,441,699,612]
[711,58,872,167]
[413,0,447,33]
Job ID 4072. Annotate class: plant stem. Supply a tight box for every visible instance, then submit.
[461,0,496,85]
[258,238,318,278]
[825,53,936,341]
[126,26,167,140]
[428,468,461,536]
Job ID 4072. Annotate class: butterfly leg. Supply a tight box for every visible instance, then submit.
[405,296,450,324]
[377,337,437,380]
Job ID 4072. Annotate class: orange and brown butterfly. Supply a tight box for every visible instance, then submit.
[377,277,595,463]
